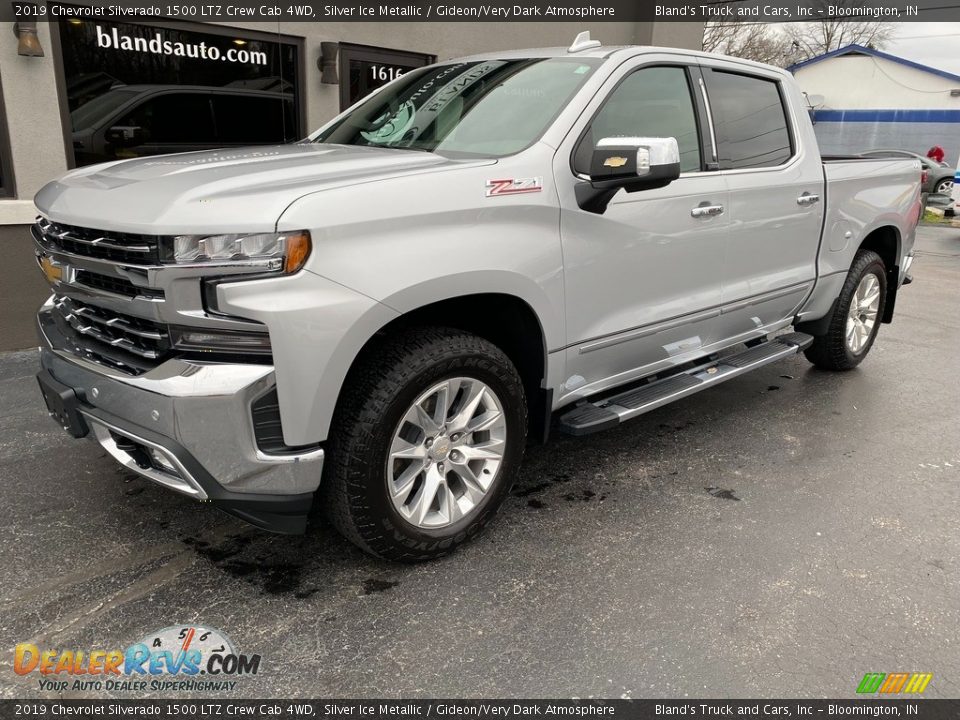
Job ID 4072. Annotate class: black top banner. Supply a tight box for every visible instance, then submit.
[2,700,960,720]
[5,0,960,22]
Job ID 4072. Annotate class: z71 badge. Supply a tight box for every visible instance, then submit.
[485,177,543,197]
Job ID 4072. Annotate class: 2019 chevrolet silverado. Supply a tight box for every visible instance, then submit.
[33,34,921,560]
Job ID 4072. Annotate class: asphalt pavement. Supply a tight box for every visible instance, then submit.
[1,225,958,699]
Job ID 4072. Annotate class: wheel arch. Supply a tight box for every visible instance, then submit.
[934,174,954,191]
[339,291,553,445]
[857,225,901,323]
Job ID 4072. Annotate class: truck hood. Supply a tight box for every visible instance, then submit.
[35,143,492,235]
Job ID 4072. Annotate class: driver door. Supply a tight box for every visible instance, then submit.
[554,61,729,403]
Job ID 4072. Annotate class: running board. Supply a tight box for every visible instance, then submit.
[558,332,813,436]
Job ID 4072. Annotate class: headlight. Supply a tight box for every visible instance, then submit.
[161,230,311,274]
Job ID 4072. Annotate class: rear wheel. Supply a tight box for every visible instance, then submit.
[935,178,953,195]
[804,249,887,371]
[321,327,527,561]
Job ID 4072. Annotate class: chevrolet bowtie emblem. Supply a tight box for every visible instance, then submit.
[603,156,628,168]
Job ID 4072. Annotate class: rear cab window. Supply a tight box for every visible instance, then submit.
[701,68,794,170]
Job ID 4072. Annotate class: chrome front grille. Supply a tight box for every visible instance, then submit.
[35,217,160,265]
[34,215,273,375]
[74,269,164,299]
[52,296,171,374]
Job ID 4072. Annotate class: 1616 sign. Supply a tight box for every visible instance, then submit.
[369,64,407,82]
[339,43,435,109]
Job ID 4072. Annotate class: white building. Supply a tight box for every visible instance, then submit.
[789,44,960,161]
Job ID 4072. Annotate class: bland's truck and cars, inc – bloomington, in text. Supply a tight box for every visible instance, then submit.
[33,33,920,560]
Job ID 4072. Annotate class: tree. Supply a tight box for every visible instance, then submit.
[702,21,794,66]
[703,13,893,68]
[782,20,894,63]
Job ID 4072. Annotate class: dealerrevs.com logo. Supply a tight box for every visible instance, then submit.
[14,625,261,693]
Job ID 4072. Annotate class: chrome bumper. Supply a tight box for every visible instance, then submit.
[37,302,323,533]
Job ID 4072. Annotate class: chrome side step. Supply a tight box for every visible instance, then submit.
[557,332,814,436]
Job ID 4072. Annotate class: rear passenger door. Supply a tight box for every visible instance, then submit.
[700,65,824,340]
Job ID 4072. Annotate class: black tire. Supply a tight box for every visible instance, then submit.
[804,249,887,371]
[935,179,953,195]
[320,327,527,562]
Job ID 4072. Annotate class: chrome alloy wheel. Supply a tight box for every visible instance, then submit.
[387,377,507,529]
[846,273,882,354]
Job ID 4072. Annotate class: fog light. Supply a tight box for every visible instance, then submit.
[170,327,272,355]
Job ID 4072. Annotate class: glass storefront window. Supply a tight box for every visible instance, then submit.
[56,12,300,166]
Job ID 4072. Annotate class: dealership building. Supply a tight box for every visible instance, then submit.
[0,16,701,349]
[789,44,960,165]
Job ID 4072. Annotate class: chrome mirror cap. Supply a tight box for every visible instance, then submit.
[596,137,681,178]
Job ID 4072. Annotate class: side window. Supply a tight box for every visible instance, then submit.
[702,70,793,170]
[115,94,216,144]
[211,95,294,144]
[575,66,702,174]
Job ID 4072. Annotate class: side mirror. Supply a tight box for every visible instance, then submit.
[576,136,682,214]
[105,125,144,148]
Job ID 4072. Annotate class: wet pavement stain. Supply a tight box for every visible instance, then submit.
[513,473,573,498]
[661,421,695,431]
[514,481,551,497]
[705,486,741,501]
[527,498,546,509]
[362,578,398,595]
[294,587,321,600]
[182,535,305,595]
[563,489,596,502]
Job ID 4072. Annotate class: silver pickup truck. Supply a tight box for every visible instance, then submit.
[33,35,920,561]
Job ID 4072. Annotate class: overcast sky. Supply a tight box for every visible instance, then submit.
[882,22,960,75]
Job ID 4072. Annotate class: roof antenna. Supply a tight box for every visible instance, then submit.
[568,31,601,53]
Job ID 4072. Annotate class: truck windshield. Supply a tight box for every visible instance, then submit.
[313,58,601,157]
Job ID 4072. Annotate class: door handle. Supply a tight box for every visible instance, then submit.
[797,193,820,206]
[691,204,724,218]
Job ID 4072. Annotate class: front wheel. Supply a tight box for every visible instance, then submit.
[321,327,527,561]
[804,249,887,371]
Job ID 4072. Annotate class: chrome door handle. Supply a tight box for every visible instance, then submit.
[691,204,724,218]
[797,193,820,206]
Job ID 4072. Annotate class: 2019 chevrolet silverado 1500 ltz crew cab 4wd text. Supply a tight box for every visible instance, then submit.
[33,34,920,561]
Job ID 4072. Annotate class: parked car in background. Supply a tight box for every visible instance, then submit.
[70,85,297,166]
[861,149,953,195]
